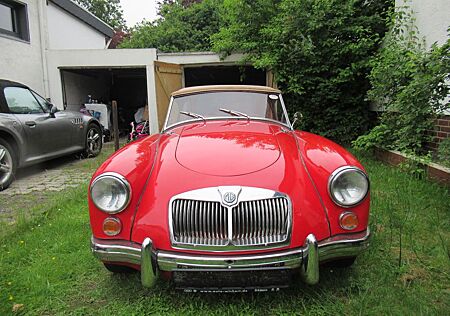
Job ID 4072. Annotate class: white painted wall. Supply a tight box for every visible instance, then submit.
[47,2,107,50]
[0,0,112,99]
[396,0,449,48]
[0,0,46,95]
[63,71,110,110]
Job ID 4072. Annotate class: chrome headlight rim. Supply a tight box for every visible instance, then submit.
[90,172,132,214]
[328,166,369,208]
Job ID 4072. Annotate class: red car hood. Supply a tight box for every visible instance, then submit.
[175,122,281,176]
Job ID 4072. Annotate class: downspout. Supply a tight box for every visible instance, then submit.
[37,0,50,98]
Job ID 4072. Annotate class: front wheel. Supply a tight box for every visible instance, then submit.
[84,124,102,158]
[0,139,16,191]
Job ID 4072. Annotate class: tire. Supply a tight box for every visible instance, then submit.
[0,139,17,191]
[84,124,103,158]
[103,263,136,274]
[324,257,356,268]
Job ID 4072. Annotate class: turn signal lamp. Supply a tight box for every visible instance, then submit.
[339,212,358,230]
[103,217,122,236]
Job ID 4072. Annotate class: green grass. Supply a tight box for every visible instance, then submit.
[0,152,449,315]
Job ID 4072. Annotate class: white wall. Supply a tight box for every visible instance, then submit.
[397,0,449,48]
[0,0,111,98]
[47,2,107,50]
[0,0,46,95]
[62,71,110,110]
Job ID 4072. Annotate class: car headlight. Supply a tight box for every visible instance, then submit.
[90,172,131,214]
[328,166,369,207]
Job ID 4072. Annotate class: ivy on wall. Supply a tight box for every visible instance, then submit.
[353,7,450,154]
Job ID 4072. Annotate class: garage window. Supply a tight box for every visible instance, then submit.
[0,0,29,42]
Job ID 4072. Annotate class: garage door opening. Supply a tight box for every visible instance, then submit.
[60,68,147,135]
[184,66,266,87]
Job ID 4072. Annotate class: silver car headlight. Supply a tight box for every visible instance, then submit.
[328,166,369,207]
[90,172,131,214]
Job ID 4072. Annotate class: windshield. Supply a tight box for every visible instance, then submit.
[165,91,290,129]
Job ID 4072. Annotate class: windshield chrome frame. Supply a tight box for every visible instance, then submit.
[162,91,293,132]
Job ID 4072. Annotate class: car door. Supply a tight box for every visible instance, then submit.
[30,90,76,151]
[4,86,68,161]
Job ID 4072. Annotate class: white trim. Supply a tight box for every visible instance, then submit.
[146,63,159,134]
[37,0,50,97]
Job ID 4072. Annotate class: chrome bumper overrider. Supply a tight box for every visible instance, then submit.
[91,229,370,287]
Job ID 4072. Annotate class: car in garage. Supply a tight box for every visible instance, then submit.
[89,85,370,291]
[0,79,103,191]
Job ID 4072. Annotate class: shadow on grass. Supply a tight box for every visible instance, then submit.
[81,263,360,314]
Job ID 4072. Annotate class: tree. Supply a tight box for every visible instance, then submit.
[74,0,126,30]
[212,0,392,144]
[120,0,223,51]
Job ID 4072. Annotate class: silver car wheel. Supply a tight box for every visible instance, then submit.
[0,145,13,188]
[86,127,101,157]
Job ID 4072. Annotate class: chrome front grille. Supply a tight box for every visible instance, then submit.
[232,198,289,246]
[169,187,292,250]
[171,199,228,246]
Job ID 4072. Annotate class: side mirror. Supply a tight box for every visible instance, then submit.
[292,111,302,127]
[49,105,58,118]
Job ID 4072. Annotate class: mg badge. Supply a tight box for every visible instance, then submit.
[223,192,236,204]
[218,186,241,206]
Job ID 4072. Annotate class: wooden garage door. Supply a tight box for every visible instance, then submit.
[154,61,182,129]
[267,70,278,89]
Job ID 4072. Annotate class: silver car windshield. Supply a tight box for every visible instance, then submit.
[165,91,290,130]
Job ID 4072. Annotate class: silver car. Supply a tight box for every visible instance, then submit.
[0,79,103,190]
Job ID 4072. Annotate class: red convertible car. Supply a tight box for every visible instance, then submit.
[89,85,370,291]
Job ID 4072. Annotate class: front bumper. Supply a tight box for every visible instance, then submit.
[91,229,370,287]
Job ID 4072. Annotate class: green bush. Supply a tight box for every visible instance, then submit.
[437,137,450,168]
[353,8,450,154]
[213,0,391,144]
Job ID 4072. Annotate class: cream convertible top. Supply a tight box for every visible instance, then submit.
[171,85,281,97]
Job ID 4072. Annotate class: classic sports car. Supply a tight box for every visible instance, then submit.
[89,85,370,291]
[0,79,103,190]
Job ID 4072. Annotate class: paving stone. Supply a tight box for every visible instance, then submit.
[0,159,92,196]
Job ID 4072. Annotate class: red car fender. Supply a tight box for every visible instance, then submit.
[294,131,370,236]
[88,134,160,240]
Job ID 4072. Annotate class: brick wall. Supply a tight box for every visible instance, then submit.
[425,115,450,152]
[374,147,450,186]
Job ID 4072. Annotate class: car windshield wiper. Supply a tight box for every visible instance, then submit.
[219,108,250,120]
[180,111,206,122]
